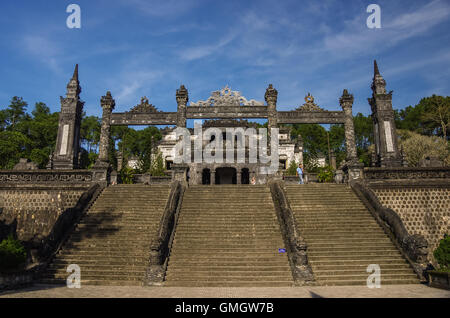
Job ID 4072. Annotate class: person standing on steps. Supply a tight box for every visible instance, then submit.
[296,164,304,184]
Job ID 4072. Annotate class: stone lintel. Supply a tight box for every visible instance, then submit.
[277,111,346,124]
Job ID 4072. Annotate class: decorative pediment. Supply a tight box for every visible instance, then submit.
[128,97,160,113]
[295,93,326,112]
[190,85,264,107]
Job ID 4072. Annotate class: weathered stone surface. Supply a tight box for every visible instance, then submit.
[368,60,402,167]
[51,64,84,170]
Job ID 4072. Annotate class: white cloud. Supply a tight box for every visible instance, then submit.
[179,31,237,61]
[22,35,63,73]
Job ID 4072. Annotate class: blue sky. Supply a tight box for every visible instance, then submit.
[0,0,449,121]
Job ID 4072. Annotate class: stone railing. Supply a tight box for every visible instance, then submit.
[145,180,185,285]
[37,183,103,262]
[350,180,429,281]
[0,170,94,185]
[268,179,315,285]
[364,167,450,180]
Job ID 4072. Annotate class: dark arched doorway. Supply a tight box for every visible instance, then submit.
[241,168,250,184]
[215,167,237,184]
[202,168,211,185]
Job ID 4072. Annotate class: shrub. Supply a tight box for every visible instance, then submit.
[0,235,27,271]
[119,166,135,184]
[317,166,334,183]
[286,160,298,176]
[150,150,165,177]
[398,130,450,167]
[433,234,450,272]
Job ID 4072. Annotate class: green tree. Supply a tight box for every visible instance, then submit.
[0,131,31,169]
[26,102,59,168]
[5,97,28,130]
[286,159,298,176]
[419,95,450,140]
[150,150,166,176]
[80,115,101,153]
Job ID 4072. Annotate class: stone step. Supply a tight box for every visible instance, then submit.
[312,268,417,276]
[47,264,148,271]
[308,254,406,261]
[307,250,402,257]
[40,279,144,286]
[43,273,145,281]
[315,279,418,286]
[167,265,291,271]
[308,245,399,252]
[163,281,293,287]
[303,232,388,238]
[167,260,289,266]
[312,263,412,271]
[315,273,418,281]
[305,238,392,244]
[51,259,149,266]
[165,271,292,277]
[308,258,409,265]
[165,276,293,282]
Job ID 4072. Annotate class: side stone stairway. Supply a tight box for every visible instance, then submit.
[284,184,419,286]
[164,185,293,287]
[41,184,170,286]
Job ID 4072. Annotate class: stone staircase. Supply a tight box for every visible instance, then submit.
[284,184,419,286]
[164,185,293,287]
[41,184,170,286]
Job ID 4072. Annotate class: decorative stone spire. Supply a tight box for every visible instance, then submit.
[72,63,79,81]
[374,60,380,76]
[51,64,84,169]
[66,64,81,99]
[371,60,386,95]
[368,60,402,167]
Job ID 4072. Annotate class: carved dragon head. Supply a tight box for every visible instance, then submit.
[404,234,429,264]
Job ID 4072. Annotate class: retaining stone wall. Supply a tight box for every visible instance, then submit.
[0,189,85,241]
[373,187,449,263]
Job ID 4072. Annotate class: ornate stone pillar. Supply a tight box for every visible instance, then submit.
[52,64,84,169]
[339,89,358,162]
[176,85,188,128]
[368,60,402,167]
[264,84,278,134]
[95,91,115,167]
[237,171,242,184]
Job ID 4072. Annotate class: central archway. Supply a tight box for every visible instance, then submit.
[215,167,237,185]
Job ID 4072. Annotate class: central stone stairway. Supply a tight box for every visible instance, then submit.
[284,184,419,286]
[41,184,170,286]
[164,185,293,287]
